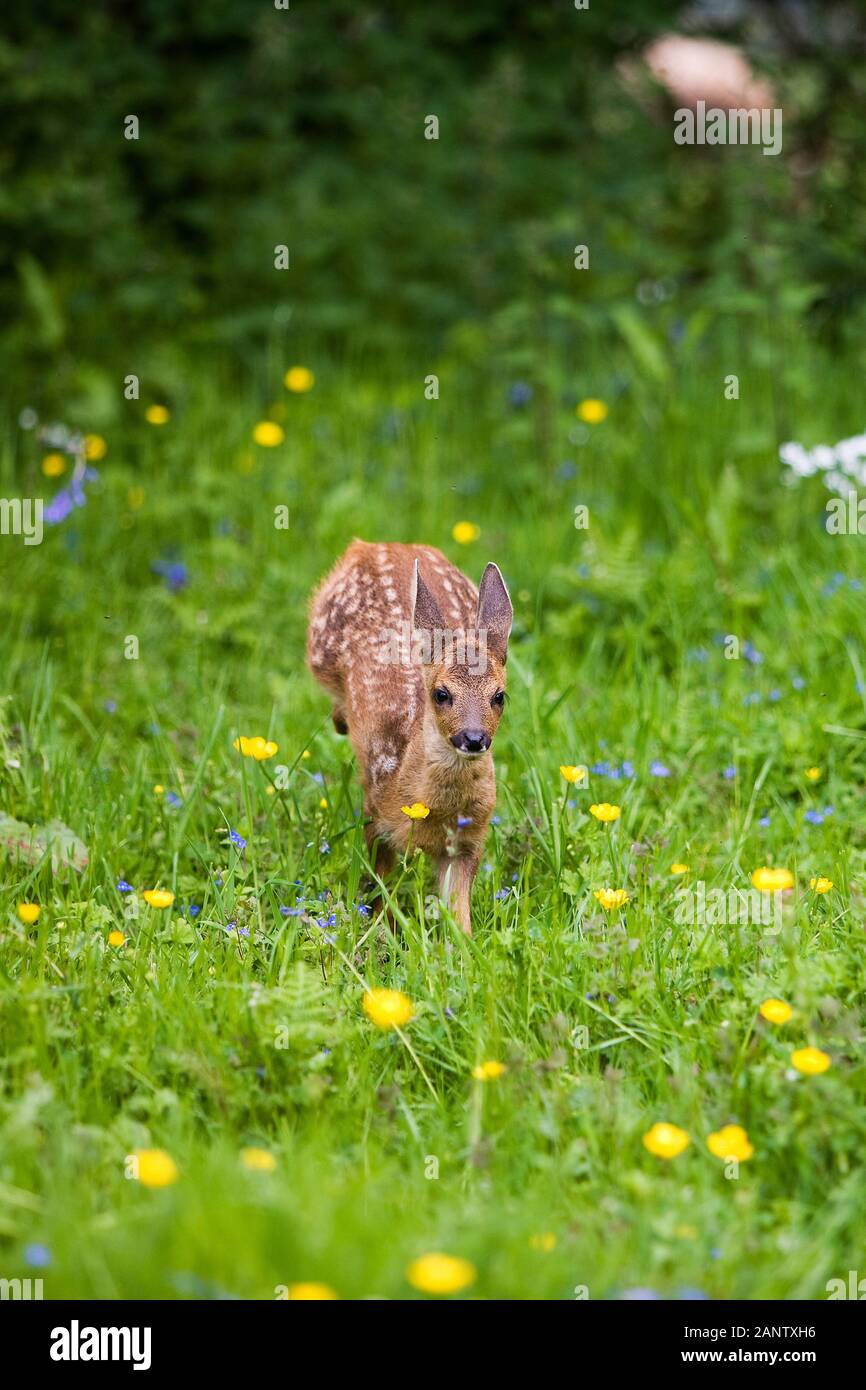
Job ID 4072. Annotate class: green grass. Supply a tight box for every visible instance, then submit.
[1,324,865,1300]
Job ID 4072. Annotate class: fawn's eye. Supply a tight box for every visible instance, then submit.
[491,690,506,708]
[432,686,452,707]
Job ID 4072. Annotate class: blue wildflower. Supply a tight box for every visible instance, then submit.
[165,791,182,808]
[494,888,510,900]
[804,809,824,825]
[23,1244,52,1269]
[649,760,671,778]
[116,879,134,892]
[356,903,371,917]
[229,828,247,851]
[188,905,201,918]
[152,558,189,592]
[508,381,533,408]
[758,815,771,827]
[280,905,304,917]
[723,766,736,780]
[457,815,473,828]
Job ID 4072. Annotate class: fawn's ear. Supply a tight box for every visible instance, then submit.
[476,562,513,664]
[411,560,445,642]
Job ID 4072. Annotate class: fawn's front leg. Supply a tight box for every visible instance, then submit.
[437,854,479,936]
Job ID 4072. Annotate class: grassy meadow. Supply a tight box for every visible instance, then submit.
[1,319,865,1300]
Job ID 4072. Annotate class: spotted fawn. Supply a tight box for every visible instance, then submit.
[307,540,513,934]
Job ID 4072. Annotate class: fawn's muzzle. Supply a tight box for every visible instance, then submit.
[451,729,491,754]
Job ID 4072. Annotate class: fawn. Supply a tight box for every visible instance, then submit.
[307,541,513,934]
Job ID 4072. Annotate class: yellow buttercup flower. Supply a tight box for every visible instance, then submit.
[406,1253,477,1295]
[143,889,175,909]
[252,421,284,447]
[529,1232,557,1252]
[589,802,620,822]
[41,452,66,477]
[84,434,107,461]
[791,1046,831,1075]
[759,998,792,1025]
[576,398,608,424]
[17,902,40,926]
[809,876,833,894]
[234,735,279,761]
[804,766,821,782]
[319,797,328,809]
[642,1123,690,1159]
[751,867,794,892]
[472,1060,507,1081]
[145,404,170,425]
[452,521,480,544]
[284,366,315,393]
[240,1147,277,1172]
[670,863,689,875]
[363,988,415,1030]
[594,887,629,911]
[560,765,584,784]
[108,930,126,947]
[132,1148,178,1188]
[401,802,430,820]
[706,1124,754,1162]
[288,1282,337,1300]
[153,784,164,796]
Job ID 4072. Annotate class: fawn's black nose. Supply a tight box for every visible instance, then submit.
[451,729,491,754]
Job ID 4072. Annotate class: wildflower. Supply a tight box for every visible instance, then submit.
[108,930,126,947]
[791,1046,831,1075]
[145,405,170,425]
[457,814,473,828]
[452,521,481,545]
[229,829,247,851]
[706,1125,754,1162]
[165,792,182,808]
[406,1253,477,1296]
[529,1233,556,1252]
[576,398,608,424]
[804,809,825,825]
[319,797,328,809]
[17,903,40,925]
[758,814,771,827]
[472,1060,507,1081]
[642,1123,690,1159]
[23,1244,51,1268]
[589,802,620,822]
[233,735,278,760]
[751,867,794,892]
[649,760,671,777]
[401,802,430,819]
[132,1149,179,1188]
[594,888,629,911]
[240,1147,277,1172]
[116,880,134,893]
[560,765,584,783]
[670,863,689,875]
[288,1283,337,1300]
[41,453,66,477]
[759,999,792,1024]
[252,421,284,447]
[362,988,414,1029]
[84,434,107,461]
[805,767,821,781]
[809,876,833,894]
[152,559,188,592]
[284,366,315,393]
[153,785,164,796]
[143,889,175,909]
[508,382,533,408]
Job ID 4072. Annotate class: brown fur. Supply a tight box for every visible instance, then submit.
[307,540,513,933]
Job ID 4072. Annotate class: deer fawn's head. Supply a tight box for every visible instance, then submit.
[412,560,513,758]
